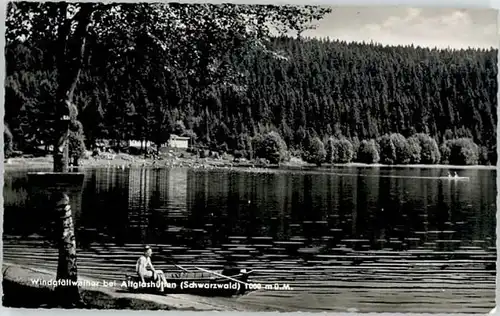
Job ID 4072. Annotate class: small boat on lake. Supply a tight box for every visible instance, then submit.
[439,171,469,181]
[124,267,254,297]
[438,176,470,181]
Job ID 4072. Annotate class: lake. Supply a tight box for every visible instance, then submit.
[2,165,497,313]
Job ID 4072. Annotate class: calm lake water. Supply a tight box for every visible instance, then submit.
[3,166,497,313]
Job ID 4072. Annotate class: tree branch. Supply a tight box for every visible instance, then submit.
[57,3,95,102]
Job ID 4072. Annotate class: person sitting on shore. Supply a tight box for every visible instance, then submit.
[454,172,459,178]
[136,245,167,292]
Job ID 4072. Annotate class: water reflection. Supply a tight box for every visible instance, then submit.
[3,166,495,312]
[3,167,496,254]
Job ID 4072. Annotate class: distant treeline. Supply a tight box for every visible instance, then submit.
[4,36,498,165]
[251,130,486,166]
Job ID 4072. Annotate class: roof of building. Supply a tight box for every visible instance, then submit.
[169,134,190,140]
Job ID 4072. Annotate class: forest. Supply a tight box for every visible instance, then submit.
[4,30,498,165]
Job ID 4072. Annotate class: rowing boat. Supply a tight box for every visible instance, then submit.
[124,268,254,297]
[438,176,470,181]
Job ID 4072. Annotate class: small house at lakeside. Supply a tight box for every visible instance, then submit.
[128,140,153,149]
[167,134,190,149]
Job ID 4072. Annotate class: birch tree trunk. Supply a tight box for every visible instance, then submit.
[53,192,82,307]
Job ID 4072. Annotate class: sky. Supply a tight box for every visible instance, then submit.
[300,6,498,50]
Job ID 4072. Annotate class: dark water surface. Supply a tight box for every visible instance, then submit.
[3,166,497,312]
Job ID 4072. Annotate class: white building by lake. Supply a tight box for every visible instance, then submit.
[128,140,153,149]
[166,134,190,149]
[126,135,190,152]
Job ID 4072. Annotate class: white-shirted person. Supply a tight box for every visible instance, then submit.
[136,245,167,292]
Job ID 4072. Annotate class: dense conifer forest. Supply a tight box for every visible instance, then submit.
[4,35,498,165]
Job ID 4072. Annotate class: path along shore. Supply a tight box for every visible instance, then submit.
[1,263,270,311]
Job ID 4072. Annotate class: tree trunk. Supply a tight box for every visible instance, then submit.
[53,3,94,172]
[53,192,83,307]
[53,110,70,172]
[50,2,95,307]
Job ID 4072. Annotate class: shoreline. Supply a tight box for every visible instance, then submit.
[330,162,498,170]
[4,155,497,171]
[1,263,255,311]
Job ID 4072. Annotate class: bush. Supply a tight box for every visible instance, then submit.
[356,139,380,164]
[338,139,354,163]
[440,138,479,165]
[479,146,490,165]
[326,137,354,163]
[350,137,360,161]
[377,134,396,164]
[326,137,337,163]
[253,131,289,164]
[377,133,413,164]
[406,136,422,164]
[251,133,263,151]
[390,133,411,164]
[304,136,326,166]
[414,133,441,164]
[68,121,86,163]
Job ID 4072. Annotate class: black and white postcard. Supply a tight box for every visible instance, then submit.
[1,2,497,314]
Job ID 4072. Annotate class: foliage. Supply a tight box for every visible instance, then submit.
[356,139,380,164]
[479,146,490,165]
[440,138,480,165]
[6,2,332,108]
[390,133,411,164]
[304,136,326,166]
[439,143,451,165]
[377,133,415,165]
[253,131,289,164]
[414,133,441,164]
[325,137,337,163]
[68,121,86,159]
[4,3,497,166]
[350,137,360,161]
[326,137,354,163]
[5,2,330,165]
[377,134,396,164]
[406,136,422,164]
